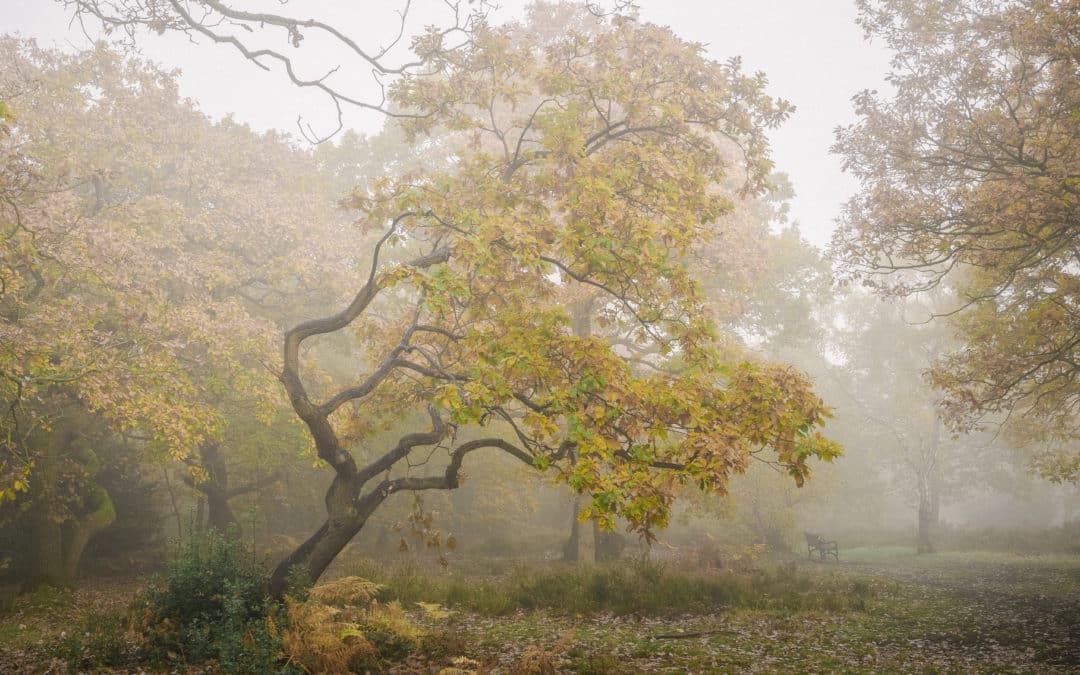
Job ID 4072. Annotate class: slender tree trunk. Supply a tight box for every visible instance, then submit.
[917,496,935,554]
[918,417,942,554]
[563,497,582,562]
[562,299,594,563]
[929,416,941,532]
[930,474,941,530]
[592,520,603,562]
[162,467,184,538]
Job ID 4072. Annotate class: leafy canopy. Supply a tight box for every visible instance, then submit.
[833,0,1080,480]
[0,39,346,501]
[282,6,840,539]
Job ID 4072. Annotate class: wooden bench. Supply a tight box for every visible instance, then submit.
[804,532,839,561]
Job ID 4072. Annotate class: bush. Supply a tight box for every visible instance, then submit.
[132,537,425,673]
[133,529,289,673]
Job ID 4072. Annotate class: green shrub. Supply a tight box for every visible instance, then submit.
[133,529,291,673]
[284,563,314,602]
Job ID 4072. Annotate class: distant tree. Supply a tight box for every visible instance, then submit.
[832,0,1080,480]
[665,184,835,555]
[828,291,1023,552]
[264,7,839,596]
[833,294,954,553]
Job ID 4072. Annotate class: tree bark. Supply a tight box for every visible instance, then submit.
[268,472,372,598]
[61,483,116,582]
[187,443,281,533]
[563,299,593,563]
[917,416,942,555]
[199,444,238,532]
[917,497,935,554]
[563,496,582,562]
[205,490,237,532]
[267,461,378,598]
[269,518,365,598]
[29,432,116,586]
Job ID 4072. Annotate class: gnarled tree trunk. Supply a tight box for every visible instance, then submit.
[185,443,281,534]
[268,471,371,598]
[61,482,116,582]
[29,433,116,587]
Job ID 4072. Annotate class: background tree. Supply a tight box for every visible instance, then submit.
[832,0,1080,479]
[833,294,952,552]
[0,39,349,584]
[821,289,1031,553]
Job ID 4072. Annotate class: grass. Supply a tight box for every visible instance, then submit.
[1,550,1078,672]
[397,551,1080,672]
[352,557,873,616]
[0,580,137,672]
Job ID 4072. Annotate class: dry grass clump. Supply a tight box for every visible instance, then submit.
[437,655,483,674]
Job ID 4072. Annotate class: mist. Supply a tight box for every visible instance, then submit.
[1,1,1077,673]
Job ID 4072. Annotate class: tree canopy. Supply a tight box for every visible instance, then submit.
[0,38,359,580]
[833,0,1080,480]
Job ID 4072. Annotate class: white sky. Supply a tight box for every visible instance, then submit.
[1,1,891,247]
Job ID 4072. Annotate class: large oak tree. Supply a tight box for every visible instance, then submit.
[265,7,839,595]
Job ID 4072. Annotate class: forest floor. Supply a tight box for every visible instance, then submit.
[0,549,1078,673]
[403,549,1080,673]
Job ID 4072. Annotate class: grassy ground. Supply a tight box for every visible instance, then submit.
[1,549,1078,673]
[392,550,1080,673]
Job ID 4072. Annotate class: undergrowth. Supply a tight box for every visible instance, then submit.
[281,576,422,673]
[132,529,286,673]
[65,532,430,673]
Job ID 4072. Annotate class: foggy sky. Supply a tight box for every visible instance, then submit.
[0,0,890,247]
